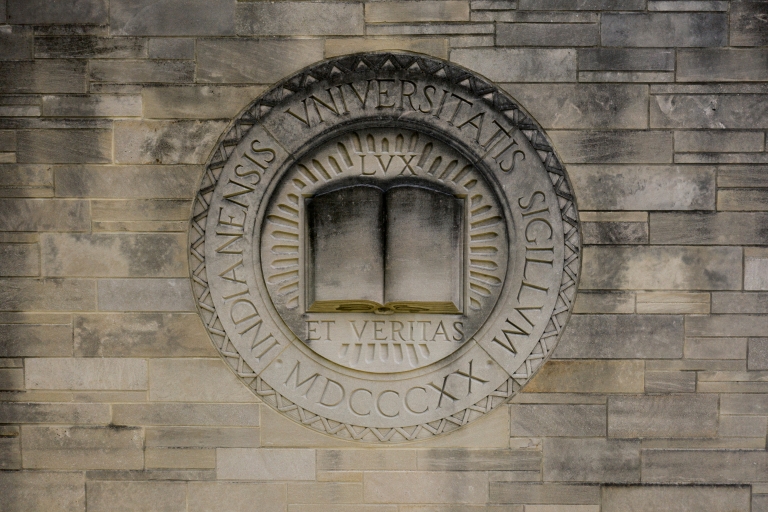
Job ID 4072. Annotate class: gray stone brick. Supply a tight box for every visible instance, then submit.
[685,337,747,360]
[218,448,315,480]
[287,482,362,504]
[90,59,194,83]
[490,482,599,504]
[146,427,260,448]
[7,0,107,24]
[554,315,683,359]
[188,483,285,512]
[498,22,598,46]
[573,291,635,314]
[92,199,190,223]
[510,404,605,436]
[0,402,110,424]
[582,221,648,244]
[543,438,640,483]
[579,48,675,71]
[25,358,147,390]
[580,71,674,83]
[0,436,21,468]
[602,13,727,47]
[148,38,195,60]
[417,449,540,471]
[472,0,519,9]
[650,0,729,10]
[652,94,768,129]
[112,403,259,427]
[40,233,187,277]
[548,131,673,164]
[502,84,647,129]
[196,39,324,84]
[636,291,710,314]
[687,315,768,337]
[650,212,768,245]
[84,469,215,481]
[452,48,576,82]
[678,49,768,82]
[326,38,449,60]
[318,450,416,471]
[22,425,144,470]
[366,1,469,22]
[0,278,95,311]
[75,313,212,357]
[603,485,750,512]
[526,360,644,394]
[35,36,146,59]
[0,26,33,60]
[42,95,142,117]
[236,2,363,36]
[731,1,768,47]
[0,243,39,276]
[608,395,718,438]
[644,371,697,393]
[642,450,768,483]
[368,23,494,35]
[581,246,741,290]
[364,471,488,503]
[675,130,765,153]
[755,495,768,512]
[114,120,227,164]
[721,394,768,415]
[149,358,255,403]
[719,414,768,438]
[0,472,85,512]
[110,0,235,36]
[718,189,768,211]
[97,278,195,312]
[712,292,768,314]
[55,165,201,199]
[718,165,768,188]
[0,131,14,152]
[142,85,264,119]
[749,338,768,370]
[86,481,186,512]
[0,323,72,356]
[0,60,86,93]
[17,129,111,164]
[519,0,644,8]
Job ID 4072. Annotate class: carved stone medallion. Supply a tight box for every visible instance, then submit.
[189,52,581,442]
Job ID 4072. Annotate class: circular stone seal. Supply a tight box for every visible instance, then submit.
[189,52,581,443]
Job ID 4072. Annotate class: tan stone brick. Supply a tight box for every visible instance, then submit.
[543,438,640,483]
[90,59,194,83]
[490,482,600,504]
[149,359,256,402]
[548,131,673,164]
[526,361,644,394]
[86,481,186,512]
[325,38,448,59]
[142,86,265,119]
[17,129,111,164]
[719,415,768,438]
[112,403,259,427]
[644,371,696,393]
[687,315,768,337]
[187,482,285,512]
[42,94,142,117]
[417,449,540,471]
[0,243,39,276]
[55,165,202,199]
[145,448,216,469]
[145,427,260,448]
[409,405,511,448]
[287,482,363,503]
[365,1,469,23]
[636,292,710,314]
[291,506,397,512]
[364,471,488,503]
[109,0,235,36]
[0,471,85,512]
[608,395,718,438]
[0,60,87,94]
[318,449,416,471]
[684,337,747,359]
[572,291,635,314]
[0,198,89,232]
[217,448,316,480]
[0,368,23,390]
[0,323,72,356]
[642,450,768,483]
[236,2,363,36]
[0,402,111,424]
[25,357,147,390]
[0,436,21,469]
[114,120,227,164]
[603,485,750,512]
[510,405,606,437]
[452,48,576,82]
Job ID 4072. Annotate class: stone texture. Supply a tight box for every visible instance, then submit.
[685,337,747,360]
[55,165,201,199]
[318,450,417,471]
[0,26,33,60]
[0,278,96,311]
[145,427,260,448]
[0,435,21,468]
[608,395,718,438]
[217,448,315,480]
[0,323,71,356]
[712,292,768,314]
[718,189,768,211]
[675,130,765,153]
[0,61,86,93]
[16,129,111,164]
[651,94,768,129]
[0,243,39,276]
[687,314,768,338]
[490,483,600,504]
[364,471,488,503]
[326,38,449,59]
[0,471,85,512]
[0,368,23,390]
[510,404,606,436]
[497,23,598,46]
[25,358,147,390]
[366,1,469,22]
[142,86,264,119]
[42,94,142,117]
[543,438,640,483]
[636,292,710,314]
[22,425,144,469]
[602,485,751,512]
[526,360,644,393]
[518,0,644,8]
[451,49,577,82]
[749,338,768,370]
[642,450,768,483]
[188,482,286,512]
[112,403,259,427]
[0,199,85,233]
[644,371,697,393]
[86,481,187,512]
[719,415,768,437]
[148,38,195,60]
[35,36,146,59]
[650,212,768,245]
[97,278,195,311]
[110,0,235,36]
[731,1,768,46]
[548,131,673,164]
[236,2,364,36]
[90,60,195,84]
[0,402,110,424]
[417,449,540,471]
[572,291,635,314]
[746,248,768,290]
[7,0,107,24]
[602,13,727,47]
[145,448,215,469]
[287,482,363,504]
[149,359,256,402]
[679,49,768,82]
[579,48,675,71]
[114,120,227,164]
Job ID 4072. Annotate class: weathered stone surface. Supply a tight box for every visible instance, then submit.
[92,199,191,222]
[90,60,194,83]
[579,48,674,71]
[367,23,494,36]
[644,371,697,393]
[719,414,768,437]
[718,189,768,211]
[721,394,768,415]
[651,94,768,129]
[608,395,718,438]
[146,427,260,448]
[675,130,764,153]
[7,0,107,24]
[35,36,146,59]
[712,292,768,314]
[602,13,727,47]
[114,120,227,164]
[582,246,741,290]
[0,435,21,468]
[678,49,768,82]
[755,494,768,512]
[543,438,640,483]
[149,359,256,402]
[318,450,416,471]
[731,1,768,46]
[0,243,39,276]
[580,71,674,82]
[196,39,324,84]
[142,85,264,119]
[603,485,750,512]
[519,0,644,8]
[236,2,363,36]
[650,212,768,245]
[0,471,85,512]
[148,38,194,60]
[0,368,23,390]
[452,49,577,82]
[526,360,644,393]
[42,94,142,117]
[112,403,259,427]
[188,482,286,512]
[0,324,72,358]
[583,220,648,244]
[490,483,600,504]
[642,450,768,483]
[97,278,195,312]
[22,425,144,469]
[366,1,468,22]
[685,339,746,364]
[745,248,768,290]
[364,471,488,503]
[650,1,729,11]
[548,131,673,163]
[636,292,710,314]
[110,0,235,36]
[145,448,215,469]
[687,315,768,338]
[716,165,768,188]
[40,233,187,277]
[502,84,647,129]
[568,165,714,210]
[17,129,111,164]
[749,338,768,370]
[0,26,33,60]
[510,404,606,436]
[498,23,598,46]
[326,38,449,59]
[417,449,540,471]
[55,165,201,198]
[86,481,186,512]
[0,402,110,424]
[25,358,147,390]
[287,482,363,504]
[217,448,315,480]
[74,313,212,357]
[0,278,96,311]
[554,315,683,359]
[572,291,635,314]
[0,60,86,93]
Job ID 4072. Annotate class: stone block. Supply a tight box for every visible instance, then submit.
[642,449,768,483]
[86,481,186,512]
[114,120,227,164]
[746,248,768,290]
[42,94,142,117]
[570,165,714,210]
[196,39,324,84]
[188,482,285,512]
[0,471,85,512]
[112,403,259,427]
[0,368,23,390]
[712,292,768,314]
[368,24,494,36]
[325,38,449,59]
[364,471,488,503]
[543,438,640,483]
[22,425,144,470]
[0,278,96,311]
[366,1,468,22]
[490,482,600,504]
[472,0,519,10]
[678,49,768,82]
[718,189,768,211]
[554,315,683,359]
[149,359,255,402]
[0,60,86,93]
[7,0,107,24]
[581,246,742,290]
[649,1,729,11]
[721,394,768,415]
[318,450,417,471]
[498,22,598,46]
[602,13,727,47]
[90,60,194,83]
[519,0,644,8]
[602,485,750,512]
[97,278,195,312]
[0,198,88,232]
[608,395,718,438]
[148,38,194,59]
[25,358,147,390]
[526,360,644,394]
[548,131,673,164]
[0,164,52,189]
[143,85,264,119]
[510,404,605,437]
[417,449,541,471]
[756,495,768,512]
[55,165,201,198]
[685,337,747,360]
[110,0,235,36]
[651,94,768,129]
[145,448,215,469]
[580,71,674,82]
[451,49,576,82]
[0,436,21,468]
[85,469,215,481]
[35,36,146,59]
[75,313,213,357]
[502,84,646,129]
[717,165,768,188]
[0,26,33,60]
[40,233,187,277]
[236,2,363,36]
[579,48,674,71]
[644,371,697,393]
[719,415,768,437]
[92,199,191,222]
[0,243,39,276]
[675,130,764,153]
[731,1,768,46]
[146,427,260,448]
[288,482,363,503]
[650,212,768,245]
[573,291,635,314]
[17,129,111,164]
[0,323,72,356]
[636,292,710,314]
[749,338,768,370]
[217,448,315,480]
[0,131,15,152]
[582,221,648,244]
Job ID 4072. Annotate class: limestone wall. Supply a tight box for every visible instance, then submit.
[1,0,767,510]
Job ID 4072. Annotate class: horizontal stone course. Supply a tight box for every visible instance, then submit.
[7,0,108,24]
[55,165,202,199]
[110,0,235,36]
[526,360,644,394]
[318,450,417,471]
[686,315,768,337]
[146,427,260,448]
[364,471,488,503]
[602,485,751,512]
[97,278,196,311]
[217,448,315,480]
[452,48,577,82]
[510,404,606,436]
[25,358,147,390]
[90,60,195,84]
[188,482,285,512]
[236,2,363,36]
[650,212,768,245]
[548,131,673,164]
[651,94,768,129]
[142,85,265,119]
[607,395,718,438]
[0,60,86,93]
[543,438,640,483]
[0,278,96,311]
[0,243,39,277]
[642,449,768,483]
[490,483,599,504]
[22,425,144,469]
[0,471,86,512]
[417,449,541,471]
[366,1,469,23]
[112,403,259,427]
[17,129,111,164]
[730,1,768,47]
[86,481,187,512]
[42,94,142,117]
[35,36,147,59]
[149,359,256,402]
[579,48,675,71]
[678,49,768,82]
[114,120,227,164]
[497,23,598,46]
[601,13,727,47]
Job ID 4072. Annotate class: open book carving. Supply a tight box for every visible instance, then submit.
[307,182,463,314]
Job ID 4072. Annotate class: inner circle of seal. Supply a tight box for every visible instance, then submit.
[189,52,582,443]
